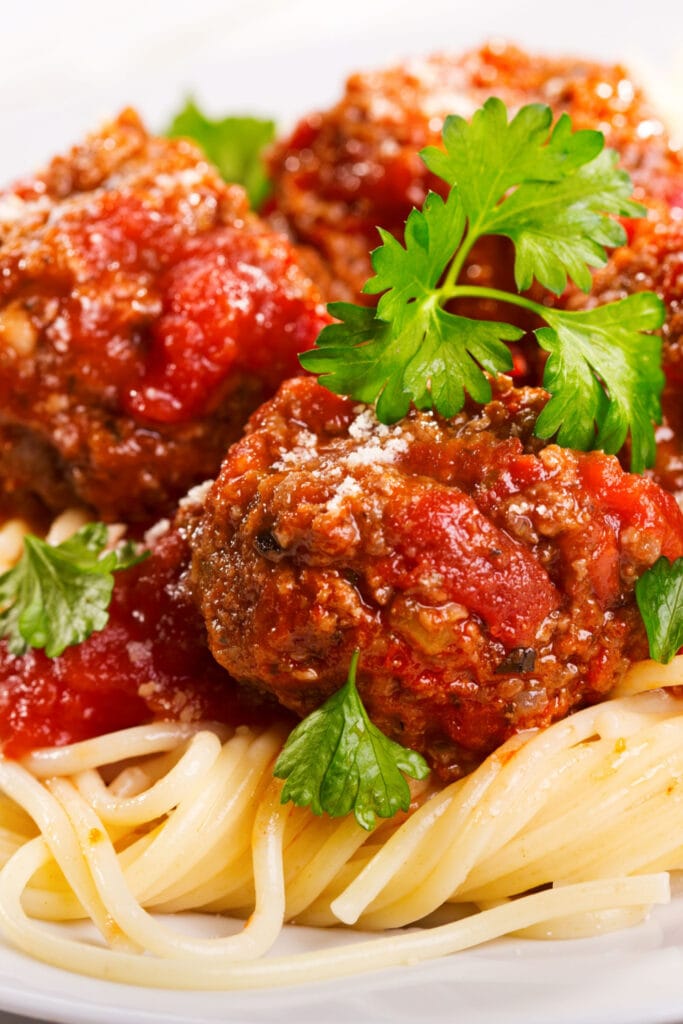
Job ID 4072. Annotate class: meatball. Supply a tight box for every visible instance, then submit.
[560,213,683,505]
[269,42,683,302]
[189,375,683,780]
[0,109,329,524]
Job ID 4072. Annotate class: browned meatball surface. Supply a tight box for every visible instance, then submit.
[269,42,683,302]
[189,376,683,780]
[560,213,683,505]
[0,109,330,524]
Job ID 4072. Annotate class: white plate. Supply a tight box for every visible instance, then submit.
[1,1,683,1021]
[3,906,683,1024]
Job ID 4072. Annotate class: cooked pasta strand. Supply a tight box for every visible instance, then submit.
[0,685,681,988]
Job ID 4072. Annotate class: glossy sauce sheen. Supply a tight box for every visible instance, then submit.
[0,110,329,523]
[0,529,278,756]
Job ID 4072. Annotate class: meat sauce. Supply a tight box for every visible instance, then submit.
[0,526,281,757]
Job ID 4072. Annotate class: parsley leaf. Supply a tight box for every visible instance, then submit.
[300,99,663,470]
[302,302,519,422]
[0,524,148,658]
[488,148,640,294]
[273,650,430,830]
[421,101,600,212]
[301,202,522,421]
[536,294,665,473]
[166,99,275,209]
[421,100,642,294]
[635,557,683,663]
[364,189,466,320]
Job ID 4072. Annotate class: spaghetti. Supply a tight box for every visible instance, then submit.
[0,674,680,987]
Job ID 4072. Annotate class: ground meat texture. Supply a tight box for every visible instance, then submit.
[189,375,683,781]
[0,109,329,524]
[268,42,683,303]
[559,213,683,506]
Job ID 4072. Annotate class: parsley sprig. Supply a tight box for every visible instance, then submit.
[274,650,429,830]
[0,524,148,658]
[300,98,665,473]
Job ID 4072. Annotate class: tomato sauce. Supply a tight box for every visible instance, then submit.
[0,110,330,524]
[0,528,282,757]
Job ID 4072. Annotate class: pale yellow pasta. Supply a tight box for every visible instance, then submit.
[0,518,31,574]
[0,677,681,987]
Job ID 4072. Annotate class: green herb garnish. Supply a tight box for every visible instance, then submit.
[274,650,430,830]
[0,524,148,658]
[300,98,665,473]
[166,98,275,209]
[635,557,683,664]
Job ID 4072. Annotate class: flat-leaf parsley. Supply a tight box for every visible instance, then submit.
[635,557,683,664]
[274,650,430,831]
[0,524,148,658]
[300,98,665,472]
[167,99,275,210]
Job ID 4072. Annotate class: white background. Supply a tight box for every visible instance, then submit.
[0,1,682,1022]
[0,0,682,182]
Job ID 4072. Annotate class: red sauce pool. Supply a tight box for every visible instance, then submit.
[0,527,283,757]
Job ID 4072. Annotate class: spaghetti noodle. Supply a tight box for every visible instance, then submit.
[0,675,680,987]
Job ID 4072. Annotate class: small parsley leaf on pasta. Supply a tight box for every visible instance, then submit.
[0,524,148,658]
[274,650,430,830]
[635,557,683,664]
[300,99,664,471]
[166,99,275,209]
